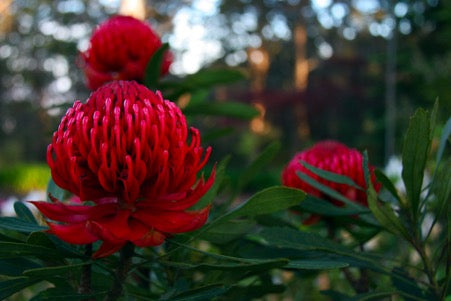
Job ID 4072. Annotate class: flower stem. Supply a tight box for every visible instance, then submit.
[79,244,92,295]
[105,242,135,301]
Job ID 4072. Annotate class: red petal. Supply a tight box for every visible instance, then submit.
[30,201,116,223]
[92,241,125,259]
[139,165,216,211]
[48,222,98,244]
[132,229,166,247]
[133,205,210,234]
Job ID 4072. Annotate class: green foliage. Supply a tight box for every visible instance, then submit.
[0,163,50,194]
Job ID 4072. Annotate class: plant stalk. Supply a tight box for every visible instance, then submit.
[79,244,92,295]
[105,242,135,301]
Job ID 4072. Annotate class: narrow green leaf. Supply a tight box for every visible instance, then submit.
[30,287,106,301]
[0,217,47,233]
[295,171,367,211]
[200,219,256,244]
[203,127,235,142]
[374,169,403,205]
[167,284,229,301]
[222,186,305,221]
[144,43,169,88]
[184,101,259,120]
[183,68,245,88]
[23,262,92,277]
[190,156,230,210]
[0,277,42,300]
[364,152,411,240]
[46,178,69,202]
[0,258,40,276]
[300,161,363,190]
[14,202,37,224]
[236,141,280,192]
[434,117,451,173]
[0,242,63,259]
[401,108,431,220]
[299,196,368,216]
[159,258,288,273]
[287,259,348,269]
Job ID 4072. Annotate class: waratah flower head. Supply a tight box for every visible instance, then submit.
[80,15,172,90]
[33,81,214,258]
[282,140,380,223]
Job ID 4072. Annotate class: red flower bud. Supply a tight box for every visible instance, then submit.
[80,15,172,90]
[282,140,380,224]
[33,81,214,258]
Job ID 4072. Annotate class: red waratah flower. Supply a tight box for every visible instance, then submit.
[80,15,172,90]
[32,81,214,258]
[282,140,380,224]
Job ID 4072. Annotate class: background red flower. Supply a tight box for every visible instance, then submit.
[33,81,214,258]
[282,140,380,224]
[80,15,172,90]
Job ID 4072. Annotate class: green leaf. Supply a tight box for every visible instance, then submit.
[215,186,305,224]
[200,219,256,244]
[236,141,280,193]
[300,161,363,190]
[159,258,288,273]
[0,242,63,259]
[144,43,169,88]
[295,171,369,212]
[0,217,47,233]
[164,284,229,301]
[0,277,42,300]
[183,69,245,89]
[0,258,40,276]
[391,267,433,301]
[46,178,69,202]
[364,152,411,240]
[435,117,451,168]
[30,287,106,301]
[225,284,285,300]
[287,259,348,269]
[299,196,368,216]
[401,108,432,220]
[14,202,38,224]
[23,262,92,277]
[190,156,230,210]
[183,101,259,120]
[203,127,235,142]
[374,169,403,205]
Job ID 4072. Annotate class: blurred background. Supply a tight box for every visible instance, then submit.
[0,0,449,204]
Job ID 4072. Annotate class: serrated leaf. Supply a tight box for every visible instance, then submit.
[144,43,169,88]
[0,277,42,300]
[401,108,431,220]
[14,202,37,224]
[183,69,245,88]
[183,101,259,120]
[0,217,47,233]
[300,161,363,190]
